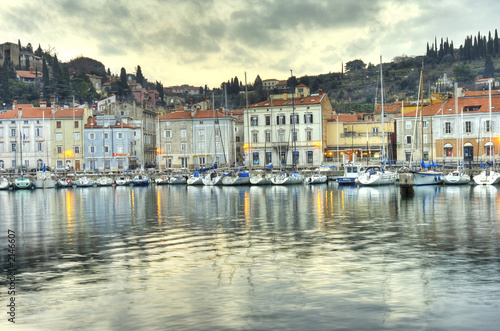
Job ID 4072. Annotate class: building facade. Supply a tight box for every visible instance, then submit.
[83,116,136,171]
[243,86,332,169]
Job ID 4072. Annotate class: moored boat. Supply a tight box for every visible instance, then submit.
[132,174,150,186]
[0,176,11,190]
[443,170,471,185]
[12,177,34,190]
[155,175,170,185]
[168,176,187,185]
[34,171,57,189]
[187,171,204,185]
[249,172,273,185]
[473,170,500,185]
[115,176,132,186]
[222,170,251,186]
[95,176,114,186]
[203,172,224,186]
[74,176,95,187]
[356,166,397,186]
[305,173,328,184]
[271,172,303,185]
[337,163,365,185]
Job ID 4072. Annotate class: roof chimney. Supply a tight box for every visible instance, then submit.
[319,89,323,95]
[12,100,17,110]
[29,67,34,74]
[190,98,193,105]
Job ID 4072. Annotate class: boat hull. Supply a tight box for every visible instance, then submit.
[443,172,471,185]
[473,170,500,185]
[13,178,34,190]
[413,172,444,186]
[305,175,328,184]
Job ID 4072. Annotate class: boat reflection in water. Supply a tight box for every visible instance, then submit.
[1,184,500,330]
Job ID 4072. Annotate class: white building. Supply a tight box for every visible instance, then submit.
[243,85,332,169]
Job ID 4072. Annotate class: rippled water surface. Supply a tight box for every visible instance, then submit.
[1,184,500,330]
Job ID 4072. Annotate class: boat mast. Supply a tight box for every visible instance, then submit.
[245,72,251,170]
[291,69,296,172]
[454,83,459,168]
[420,69,424,163]
[380,56,385,164]
[489,79,493,165]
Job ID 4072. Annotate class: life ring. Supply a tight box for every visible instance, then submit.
[66,178,72,184]
[161,175,166,181]
[262,174,266,178]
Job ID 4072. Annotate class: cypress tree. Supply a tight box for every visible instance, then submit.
[484,54,495,79]
[495,29,499,57]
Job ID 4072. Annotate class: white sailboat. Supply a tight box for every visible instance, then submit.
[34,168,57,189]
[473,79,500,185]
[0,176,10,190]
[304,172,328,184]
[203,171,224,186]
[271,172,304,185]
[357,166,397,186]
[443,83,470,185]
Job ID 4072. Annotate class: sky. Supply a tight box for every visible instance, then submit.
[2,0,500,89]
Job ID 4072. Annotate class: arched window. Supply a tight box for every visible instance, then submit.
[485,142,494,156]
[36,159,43,170]
[443,143,453,157]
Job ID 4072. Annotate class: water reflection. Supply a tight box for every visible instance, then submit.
[0,184,500,330]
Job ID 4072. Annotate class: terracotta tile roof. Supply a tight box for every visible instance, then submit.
[16,70,42,79]
[248,95,325,108]
[84,116,135,129]
[375,101,402,113]
[0,107,84,119]
[396,95,500,117]
[158,110,192,120]
[327,114,359,123]
[464,89,500,97]
[158,109,234,120]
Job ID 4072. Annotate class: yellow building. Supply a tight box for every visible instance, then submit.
[48,106,92,171]
[325,113,395,165]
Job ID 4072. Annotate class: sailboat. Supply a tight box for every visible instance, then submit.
[0,176,11,190]
[409,69,444,186]
[12,124,33,190]
[473,79,500,185]
[358,56,396,186]
[443,83,470,185]
[271,70,304,186]
[34,165,57,189]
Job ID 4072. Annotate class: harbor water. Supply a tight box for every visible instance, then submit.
[1,184,500,330]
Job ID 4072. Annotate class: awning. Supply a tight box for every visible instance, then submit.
[443,143,453,148]
[464,142,473,147]
[129,156,138,160]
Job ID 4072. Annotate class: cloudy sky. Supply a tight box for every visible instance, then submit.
[2,0,499,89]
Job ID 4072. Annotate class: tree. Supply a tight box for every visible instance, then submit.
[453,64,476,83]
[484,54,495,78]
[136,65,145,87]
[345,59,366,72]
[118,67,130,100]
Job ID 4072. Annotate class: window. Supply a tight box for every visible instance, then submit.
[23,142,29,152]
[236,136,240,142]
[199,157,205,166]
[181,121,186,126]
[278,131,285,143]
[104,159,110,169]
[465,121,472,133]
[0,160,3,169]
[444,144,453,157]
[56,121,61,129]
[277,115,286,125]
[405,135,412,144]
[304,113,313,124]
[280,152,286,164]
[198,129,205,138]
[199,121,204,124]
[405,121,412,130]
[89,146,95,154]
[74,146,80,154]
[117,145,123,153]
[57,146,62,154]
[74,132,80,141]
[11,143,16,152]
[423,134,428,144]
[252,132,258,143]
[164,130,172,138]
[486,143,494,156]
[215,128,220,137]
[251,116,258,126]
[166,121,171,126]
[485,120,494,132]
[372,127,379,134]
[23,127,29,139]
[423,121,428,128]
[10,128,16,137]
[253,152,259,165]
[104,133,109,140]
[293,131,297,142]
[290,114,299,125]
[89,133,96,140]
[307,151,313,163]
[265,152,272,165]
[265,115,271,126]
[74,121,79,128]
[181,157,188,168]
[293,151,299,165]
[181,143,187,151]
[36,142,43,152]
[306,131,312,141]
[117,132,123,139]
[445,122,452,134]
[35,127,42,137]
[56,133,62,141]
[104,145,109,153]
[166,143,171,151]
[265,131,271,143]
[181,129,186,138]
[11,160,16,168]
